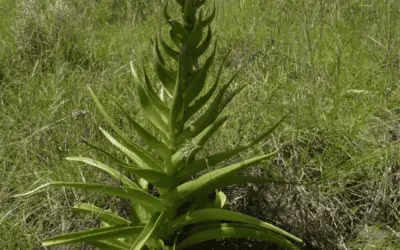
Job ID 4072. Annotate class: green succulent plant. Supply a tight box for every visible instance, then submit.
[15,0,303,249]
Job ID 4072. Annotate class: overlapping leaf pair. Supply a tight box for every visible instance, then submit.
[15,0,302,249]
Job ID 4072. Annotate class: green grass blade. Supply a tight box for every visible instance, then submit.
[170,208,302,243]
[13,182,166,212]
[73,203,131,226]
[41,225,144,246]
[99,127,164,172]
[176,223,299,250]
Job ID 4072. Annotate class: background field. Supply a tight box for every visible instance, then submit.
[1,0,400,249]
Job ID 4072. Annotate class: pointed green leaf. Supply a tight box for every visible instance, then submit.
[183,0,198,25]
[201,3,216,27]
[66,157,137,188]
[90,240,130,250]
[77,143,173,189]
[132,203,151,224]
[194,25,212,59]
[176,115,287,181]
[153,41,176,96]
[172,116,228,170]
[137,81,170,138]
[218,175,307,186]
[186,9,204,49]
[131,212,166,250]
[142,67,170,117]
[169,58,185,138]
[41,225,143,246]
[176,223,300,250]
[99,127,164,172]
[179,64,245,141]
[183,41,217,106]
[112,98,170,160]
[14,182,167,212]
[184,50,231,122]
[88,86,166,167]
[170,208,302,243]
[160,36,179,60]
[168,20,188,39]
[73,203,131,226]
[166,152,277,204]
[163,1,172,21]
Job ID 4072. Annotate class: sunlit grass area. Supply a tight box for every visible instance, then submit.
[1,0,400,249]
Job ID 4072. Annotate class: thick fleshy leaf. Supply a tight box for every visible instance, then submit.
[201,3,216,27]
[131,212,166,250]
[77,143,173,189]
[184,50,232,122]
[183,0,198,25]
[137,83,170,138]
[194,25,212,59]
[153,41,176,95]
[90,240,130,250]
[168,20,188,39]
[88,87,166,168]
[160,36,179,60]
[217,175,307,186]
[112,98,170,160]
[176,223,300,250]
[172,116,228,170]
[165,153,276,204]
[163,1,172,21]
[41,225,144,246]
[73,203,131,226]
[142,67,170,118]
[169,208,302,243]
[187,190,227,211]
[176,115,286,181]
[99,127,165,172]
[66,157,137,188]
[178,65,245,141]
[169,58,185,138]
[183,41,217,106]
[13,182,167,212]
[186,9,204,49]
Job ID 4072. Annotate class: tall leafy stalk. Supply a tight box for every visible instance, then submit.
[14,1,302,249]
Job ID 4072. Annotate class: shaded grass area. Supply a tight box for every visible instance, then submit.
[1,0,400,249]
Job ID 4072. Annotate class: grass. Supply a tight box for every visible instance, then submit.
[1,0,400,249]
